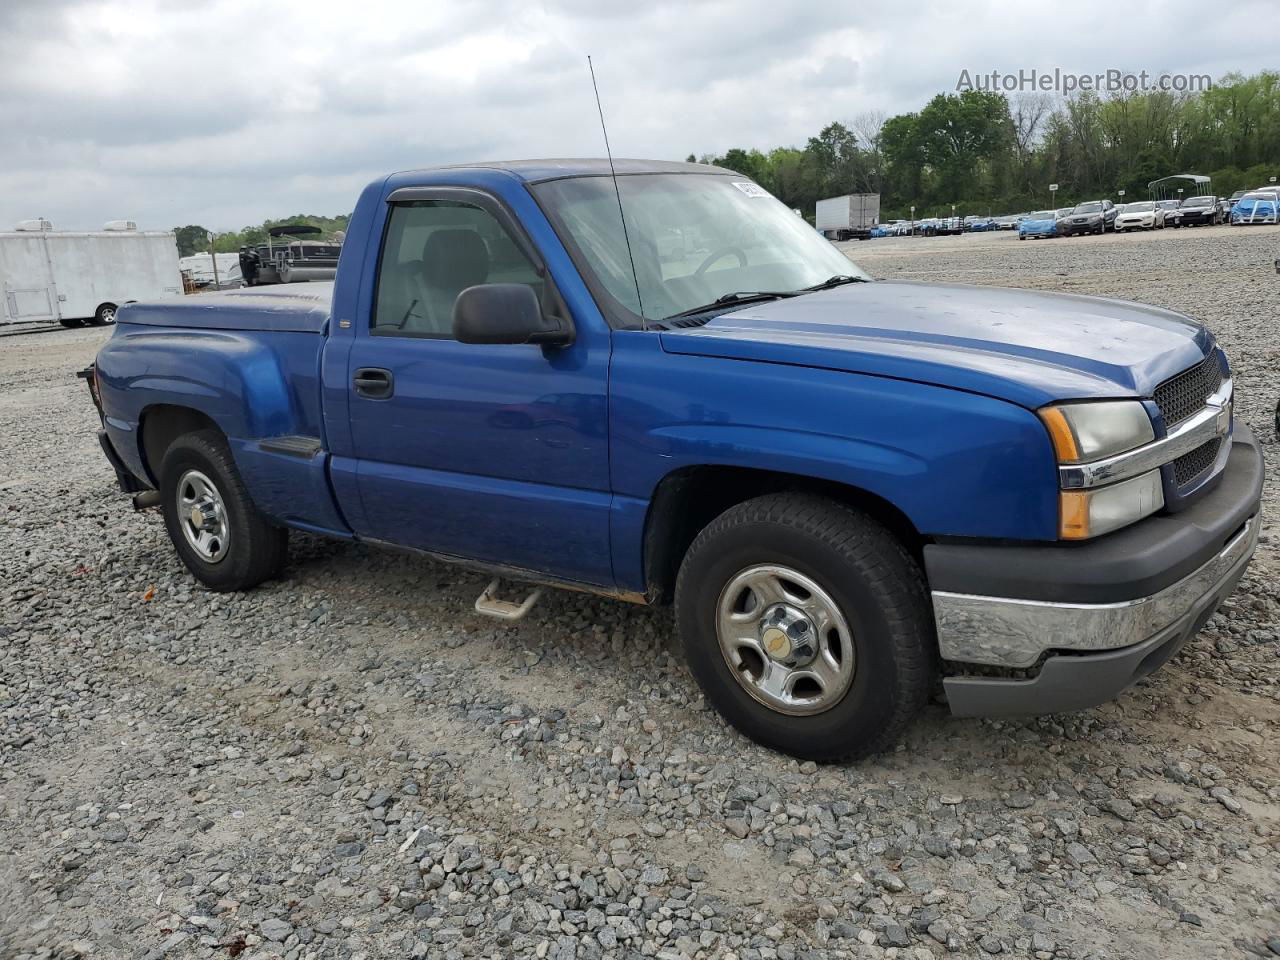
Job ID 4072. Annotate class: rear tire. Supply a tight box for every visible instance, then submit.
[674,493,934,762]
[159,429,287,591]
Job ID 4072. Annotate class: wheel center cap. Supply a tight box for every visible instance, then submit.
[762,627,791,659]
[190,506,205,529]
[758,604,817,667]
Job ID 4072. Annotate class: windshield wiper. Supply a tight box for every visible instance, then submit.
[663,290,798,322]
[661,276,869,326]
[801,274,869,291]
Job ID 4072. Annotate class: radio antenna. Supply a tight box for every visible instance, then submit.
[587,55,646,326]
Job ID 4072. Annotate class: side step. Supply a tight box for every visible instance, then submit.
[474,579,543,621]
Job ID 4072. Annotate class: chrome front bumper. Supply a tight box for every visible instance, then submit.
[934,514,1258,670]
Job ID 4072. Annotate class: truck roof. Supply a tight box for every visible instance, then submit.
[393,158,736,184]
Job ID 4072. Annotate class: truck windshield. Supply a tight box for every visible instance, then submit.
[533,174,868,325]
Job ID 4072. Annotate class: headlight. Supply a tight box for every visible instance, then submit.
[1040,401,1161,540]
[1060,470,1164,540]
[1039,400,1155,462]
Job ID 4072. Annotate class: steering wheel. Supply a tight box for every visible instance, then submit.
[693,246,747,278]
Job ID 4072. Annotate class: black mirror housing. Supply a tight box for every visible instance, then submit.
[452,283,573,346]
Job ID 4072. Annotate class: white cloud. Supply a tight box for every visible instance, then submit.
[0,0,1271,230]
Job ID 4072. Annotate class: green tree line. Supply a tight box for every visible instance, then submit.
[172,214,351,258]
[691,71,1280,221]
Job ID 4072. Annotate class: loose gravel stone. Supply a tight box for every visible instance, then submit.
[1,224,1278,960]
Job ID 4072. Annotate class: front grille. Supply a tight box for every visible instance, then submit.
[1172,437,1222,487]
[1154,354,1224,427]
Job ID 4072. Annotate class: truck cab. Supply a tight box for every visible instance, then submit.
[86,159,1264,762]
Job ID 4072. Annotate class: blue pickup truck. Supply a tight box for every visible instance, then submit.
[83,159,1263,761]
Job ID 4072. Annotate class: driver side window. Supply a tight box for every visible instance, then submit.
[373,200,543,338]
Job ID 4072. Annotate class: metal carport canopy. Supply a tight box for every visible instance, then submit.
[1148,174,1211,199]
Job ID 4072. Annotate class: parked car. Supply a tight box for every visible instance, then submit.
[1059,200,1117,236]
[1227,189,1249,209]
[1017,210,1059,239]
[1113,203,1129,215]
[1156,199,1182,226]
[1230,191,1280,225]
[1173,195,1221,227]
[1113,200,1165,232]
[80,158,1263,762]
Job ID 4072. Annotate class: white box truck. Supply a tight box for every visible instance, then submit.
[0,219,181,328]
[815,194,881,241]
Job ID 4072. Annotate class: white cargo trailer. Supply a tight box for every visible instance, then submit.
[815,194,881,241]
[0,220,181,328]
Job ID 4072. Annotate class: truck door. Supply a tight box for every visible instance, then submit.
[340,189,614,588]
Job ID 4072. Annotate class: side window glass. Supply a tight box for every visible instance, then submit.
[373,199,543,337]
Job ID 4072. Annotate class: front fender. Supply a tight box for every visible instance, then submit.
[607,333,1060,592]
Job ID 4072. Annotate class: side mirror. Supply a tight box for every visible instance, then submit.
[452,283,573,346]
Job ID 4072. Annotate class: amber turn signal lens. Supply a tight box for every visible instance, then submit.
[1059,491,1090,540]
[1040,407,1080,463]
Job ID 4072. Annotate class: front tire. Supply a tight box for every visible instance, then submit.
[674,494,934,762]
[159,429,287,591]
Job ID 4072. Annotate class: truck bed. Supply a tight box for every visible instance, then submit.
[119,283,333,332]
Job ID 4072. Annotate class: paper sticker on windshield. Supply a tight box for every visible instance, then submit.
[731,181,771,198]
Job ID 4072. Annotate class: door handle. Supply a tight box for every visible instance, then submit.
[353,367,394,399]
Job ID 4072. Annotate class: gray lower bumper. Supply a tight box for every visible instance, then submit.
[941,515,1258,717]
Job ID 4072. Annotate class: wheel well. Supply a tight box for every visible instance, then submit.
[643,466,925,604]
[139,405,221,486]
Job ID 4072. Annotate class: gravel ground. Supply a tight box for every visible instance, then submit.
[2,223,1278,960]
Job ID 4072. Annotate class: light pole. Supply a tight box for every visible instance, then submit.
[207,232,220,289]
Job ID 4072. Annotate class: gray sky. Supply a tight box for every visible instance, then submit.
[1,0,1273,231]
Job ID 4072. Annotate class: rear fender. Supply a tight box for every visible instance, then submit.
[93,325,345,532]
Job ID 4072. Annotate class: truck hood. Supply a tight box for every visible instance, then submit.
[658,281,1212,409]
